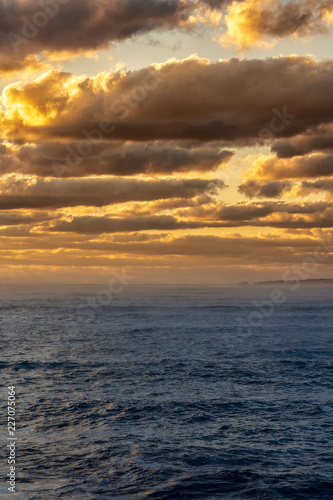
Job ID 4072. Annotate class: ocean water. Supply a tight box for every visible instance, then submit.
[1,284,332,499]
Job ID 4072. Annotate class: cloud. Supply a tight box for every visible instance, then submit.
[0,212,42,226]
[1,0,332,74]
[107,194,215,218]
[1,232,331,265]
[186,200,332,219]
[0,176,223,210]
[0,0,240,74]
[48,214,221,234]
[2,56,333,144]
[51,209,312,235]
[298,179,333,196]
[46,200,333,234]
[220,0,333,49]
[0,226,33,237]
[243,153,333,180]
[35,232,333,257]
[239,177,333,200]
[0,51,49,76]
[272,126,333,157]
[175,200,333,229]
[239,179,293,198]
[0,140,234,177]
[1,0,195,73]
[239,149,333,199]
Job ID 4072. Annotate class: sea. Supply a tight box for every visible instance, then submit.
[0,284,332,499]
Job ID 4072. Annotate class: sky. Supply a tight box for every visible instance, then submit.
[1,0,333,284]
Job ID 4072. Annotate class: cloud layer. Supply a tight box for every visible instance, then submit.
[2,56,333,145]
[1,2,333,284]
[0,176,222,209]
[1,0,332,75]
[0,140,234,177]
[1,0,194,73]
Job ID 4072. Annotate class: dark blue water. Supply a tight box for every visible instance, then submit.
[1,285,332,499]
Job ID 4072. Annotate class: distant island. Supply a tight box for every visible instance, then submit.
[238,279,333,285]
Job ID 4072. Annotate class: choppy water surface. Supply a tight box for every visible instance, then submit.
[1,285,332,499]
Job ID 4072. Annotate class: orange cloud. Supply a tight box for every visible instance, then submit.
[2,56,333,145]
[244,153,333,180]
[220,0,333,49]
